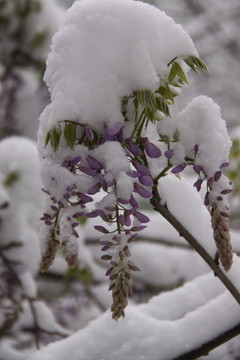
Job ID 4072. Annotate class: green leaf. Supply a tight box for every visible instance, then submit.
[45,131,51,147]
[64,122,76,150]
[30,30,48,49]
[4,172,19,187]
[168,63,178,83]
[174,62,188,84]
[50,126,62,152]
[155,96,170,117]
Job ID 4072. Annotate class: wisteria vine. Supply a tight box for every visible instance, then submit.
[40,55,233,319]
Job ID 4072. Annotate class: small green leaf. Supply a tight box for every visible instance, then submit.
[30,30,48,49]
[155,96,170,117]
[4,172,19,187]
[45,131,51,147]
[50,126,62,152]
[174,62,188,84]
[168,63,178,82]
[64,122,76,150]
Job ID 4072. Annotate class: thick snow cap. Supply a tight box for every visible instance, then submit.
[41,0,197,135]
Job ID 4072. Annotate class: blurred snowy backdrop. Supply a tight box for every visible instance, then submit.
[0,1,240,359]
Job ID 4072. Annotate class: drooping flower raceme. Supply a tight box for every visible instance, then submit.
[38,0,233,319]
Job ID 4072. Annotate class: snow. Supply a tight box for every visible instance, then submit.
[174,95,232,176]
[158,173,216,257]
[39,0,197,143]
[28,259,240,360]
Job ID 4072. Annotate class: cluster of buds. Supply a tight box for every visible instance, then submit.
[40,120,165,318]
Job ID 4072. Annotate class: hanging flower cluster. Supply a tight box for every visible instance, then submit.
[38,0,234,320]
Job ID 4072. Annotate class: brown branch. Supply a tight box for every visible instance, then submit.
[172,323,240,360]
[150,184,240,306]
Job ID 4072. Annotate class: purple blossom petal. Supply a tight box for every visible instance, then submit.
[194,144,199,153]
[142,137,162,158]
[73,212,85,218]
[66,184,76,192]
[72,156,81,165]
[62,160,70,168]
[78,193,93,203]
[193,179,203,192]
[127,233,138,243]
[131,225,147,232]
[94,225,109,234]
[134,183,152,198]
[116,127,124,143]
[193,164,203,172]
[125,138,141,157]
[207,177,214,187]
[85,125,94,142]
[171,164,186,174]
[88,184,101,195]
[139,174,153,187]
[134,211,150,223]
[214,171,222,182]
[221,189,233,195]
[220,162,229,169]
[129,195,139,208]
[164,149,173,159]
[127,170,139,178]
[86,156,102,170]
[204,193,210,206]
[132,160,150,176]
[79,166,98,176]
[217,196,223,201]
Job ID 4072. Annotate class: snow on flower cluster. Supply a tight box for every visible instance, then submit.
[38,0,233,318]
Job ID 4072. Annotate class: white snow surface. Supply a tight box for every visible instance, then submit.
[28,257,240,360]
[158,173,216,257]
[39,0,197,140]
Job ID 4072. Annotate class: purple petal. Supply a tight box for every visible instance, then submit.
[73,211,85,218]
[221,189,233,195]
[214,171,222,182]
[88,184,101,195]
[164,149,173,159]
[134,183,152,198]
[220,162,229,169]
[79,166,98,176]
[125,138,141,157]
[131,225,147,232]
[78,193,93,203]
[129,195,139,208]
[127,170,139,178]
[94,225,109,234]
[72,156,81,165]
[127,233,138,243]
[193,179,203,192]
[134,211,150,223]
[204,193,210,206]
[139,174,153,187]
[194,144,199,153]
[116,127,124,143]
[86,156,102,170]
[193,164,203,172]
[132,160,150,176]
[62,160,70,168]
[85,125,94,142]
[171,164,186,174]
[207,177,214,187]
[142,137,162,158]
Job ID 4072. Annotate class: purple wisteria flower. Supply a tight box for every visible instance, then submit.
[141,137,162,158]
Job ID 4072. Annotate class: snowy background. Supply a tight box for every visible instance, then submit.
[0,0,240,359]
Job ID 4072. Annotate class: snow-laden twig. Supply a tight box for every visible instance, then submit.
[150,183,240,306]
